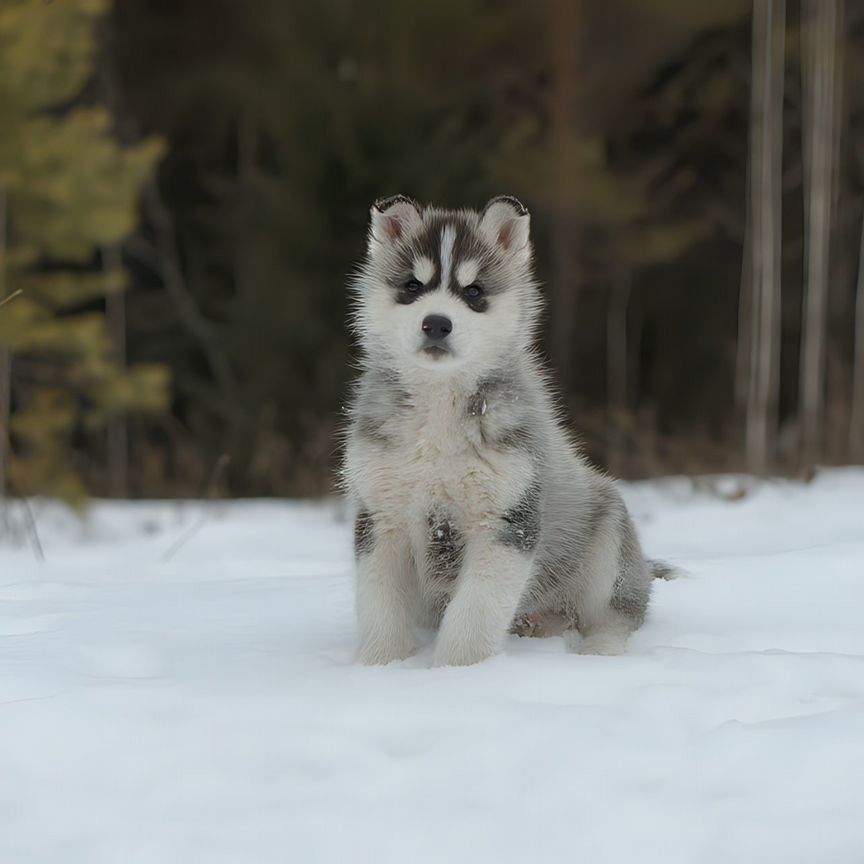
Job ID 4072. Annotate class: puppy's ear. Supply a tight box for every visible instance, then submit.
[369,195,422,253]
[479,195,530,256]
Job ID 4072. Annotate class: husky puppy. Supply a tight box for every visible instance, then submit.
[344,195,662,666]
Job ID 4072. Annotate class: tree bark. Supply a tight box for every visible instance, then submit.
[746,0,786,475]
[0,187,9,498]
[548,0,581,396]
[736,158,753,413]
[851,207,864,461]
[607,269,631,475]
[104,245,128,498]
[799,0,840,466]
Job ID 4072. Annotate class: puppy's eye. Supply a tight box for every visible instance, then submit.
[405,278,423,292]
[465,284,484,300]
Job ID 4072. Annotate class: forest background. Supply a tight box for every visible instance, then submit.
[1,0,860,503]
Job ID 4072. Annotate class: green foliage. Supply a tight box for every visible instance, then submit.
[0,0,166,501]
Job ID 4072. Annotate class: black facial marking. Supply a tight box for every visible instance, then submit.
[450,218,489,268]
[427,513,465,582]
[460,285,489,313]
[354,510,375,557]
[396,290,422,305]
[498,483,542,553]
[389,215,502,312]
[449,221,495,312]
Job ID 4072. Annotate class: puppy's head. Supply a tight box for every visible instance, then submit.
[352,196,541,377]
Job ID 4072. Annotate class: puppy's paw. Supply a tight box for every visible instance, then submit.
[577,629,627,656]
[510,612,542,637]
[356,632,416,665]
[432,638,496,667]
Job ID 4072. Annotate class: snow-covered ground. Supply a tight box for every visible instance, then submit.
[2,470,864,864]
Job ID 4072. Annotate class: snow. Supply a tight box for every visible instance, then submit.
[2,469,864,864]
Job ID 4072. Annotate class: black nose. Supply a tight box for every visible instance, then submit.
[421,314,452,341]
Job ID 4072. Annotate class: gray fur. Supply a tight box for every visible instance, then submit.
[345,196,667,665]
[498,482,542,553]
[354,510,375,557]
[426,512,465,583]
[649,560,681,580]
[610,515,652,626]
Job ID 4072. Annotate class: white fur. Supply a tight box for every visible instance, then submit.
[433,540,533,666]
[455,259,479,286]
[348,376,536,665]
[413,256,435,284]
[346,199,656,666]
[355,524,417,664]
[439,224,456,290]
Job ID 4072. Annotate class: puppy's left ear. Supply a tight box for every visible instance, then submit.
[479,195,530,256]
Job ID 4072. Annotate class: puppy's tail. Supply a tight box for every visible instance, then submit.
[649,559,684,580]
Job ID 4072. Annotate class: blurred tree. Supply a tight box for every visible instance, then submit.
[104,0,864,493]
[0,0,165,503]
[112,0,546,493]
[854,215,864,458]
[744,0,785,474]
[491,0,749,467]
[799,0,842,466]
[843,3,864,463]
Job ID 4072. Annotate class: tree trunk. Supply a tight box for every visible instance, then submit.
[799,0,840,467]
[548,0,581,396]
[104,245,127,498]
[736,158,753,413]
[607,269,631,475]
[851,207,864,461]
[0,187,9,499]
[746,0,786,475]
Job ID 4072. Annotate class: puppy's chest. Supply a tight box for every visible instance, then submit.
[367,393,530,521]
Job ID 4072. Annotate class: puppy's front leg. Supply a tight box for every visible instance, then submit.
[433,531,534,667]
[355,513,417,665]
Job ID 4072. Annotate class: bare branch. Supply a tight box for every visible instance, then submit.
[133,182,240,401]
[160,453,230,563]
[0,289,23,309]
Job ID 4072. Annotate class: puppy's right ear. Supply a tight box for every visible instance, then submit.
[369,195,422,254]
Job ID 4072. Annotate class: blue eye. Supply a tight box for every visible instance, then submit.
[405,278,423,292]
[465,284,483,300]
